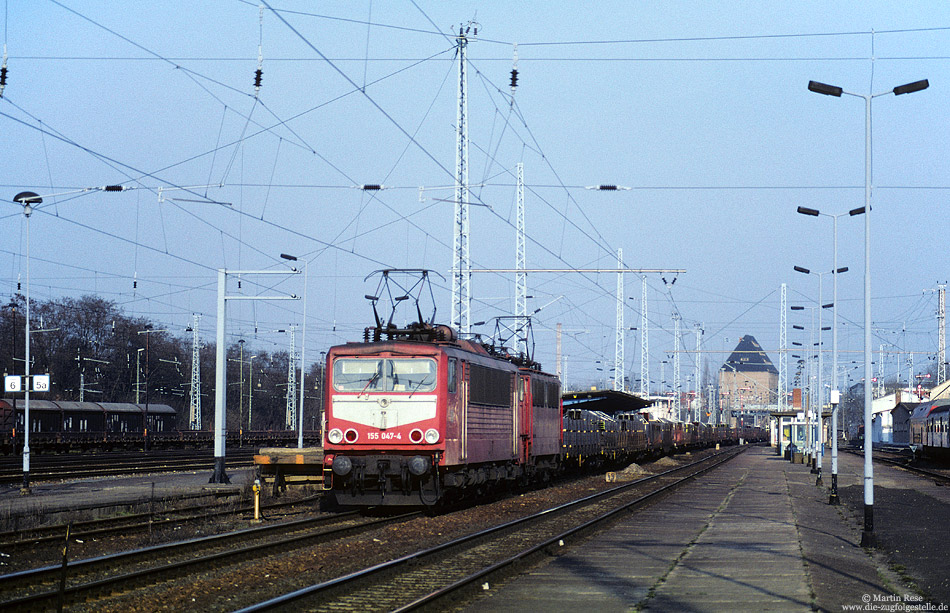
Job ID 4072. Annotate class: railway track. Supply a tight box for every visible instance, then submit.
[238,446,746,612]
[843,447,950,485]
[0,508,420,610]
[0,493,323,553]
[0,449,257,484]
[873,455,950,484]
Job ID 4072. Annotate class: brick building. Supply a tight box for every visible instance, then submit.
[718,335,778,422]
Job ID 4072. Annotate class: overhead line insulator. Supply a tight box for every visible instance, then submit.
[254,68,263,89]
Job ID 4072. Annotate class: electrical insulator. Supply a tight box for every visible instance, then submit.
[599,185,618,191]
[104,185,123,192]
[361,184,382,191]
[254,68,263,89]
[510,69,518,89]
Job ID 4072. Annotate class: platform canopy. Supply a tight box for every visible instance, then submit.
[562,389,652,415]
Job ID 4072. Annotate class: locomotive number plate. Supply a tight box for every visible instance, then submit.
[366,432,402,440]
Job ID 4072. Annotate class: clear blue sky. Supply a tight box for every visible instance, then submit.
[2,1,949,393]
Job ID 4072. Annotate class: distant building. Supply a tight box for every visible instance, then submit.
[873,388,930,444]
[718,335,778,423]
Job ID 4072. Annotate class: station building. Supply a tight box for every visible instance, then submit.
[718,335,778,426]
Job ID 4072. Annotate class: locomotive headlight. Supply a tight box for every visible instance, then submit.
[327,428,344,445]
[407,455,429,476]
[424,428,440,444]
[332,455,353,476]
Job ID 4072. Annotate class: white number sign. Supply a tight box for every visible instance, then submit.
[4,376,21,393]
[32,375,51,392]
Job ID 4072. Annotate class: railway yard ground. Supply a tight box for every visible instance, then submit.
[0,445,947,611]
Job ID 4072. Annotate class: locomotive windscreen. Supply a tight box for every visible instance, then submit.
[333,358,437,393]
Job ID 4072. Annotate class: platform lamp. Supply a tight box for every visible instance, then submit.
[12,191,40,494]
[808,77,929,545]
[797,205,862,501]
[794,265,847,485]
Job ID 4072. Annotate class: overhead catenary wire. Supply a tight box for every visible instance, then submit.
[5,4,943,388]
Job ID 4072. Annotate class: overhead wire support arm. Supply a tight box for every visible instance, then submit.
[253,4,264,96]
[470,268,685,274]
[210,266,300,485]
[509,42,519,106]
[0,43,7,98]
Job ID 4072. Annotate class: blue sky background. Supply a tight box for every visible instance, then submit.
[2,1,950,393]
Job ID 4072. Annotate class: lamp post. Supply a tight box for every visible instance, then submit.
[238,339,245,447]
[137,325,167,452]
[797,206,863,502]
[794,265,846,485]
[808,77,929,544]
[281,253,308,449]
[248,354,258,431]
[229,344,258,446]
[12,191,40,494]
[790,304,820,468]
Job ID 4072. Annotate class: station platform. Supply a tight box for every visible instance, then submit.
[0,467,254,526]
[468,445,950,612]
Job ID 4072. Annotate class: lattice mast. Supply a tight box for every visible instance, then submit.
[878,344,885,398]
[615,249,624,391]
[189,313,202,430]
[694,323,703,421]
[779,283,788,411]
[940,284,947,384]
[451,24,474,337]
[640,276,649,396]
[285,325,297,430]
[673,311,681,419]
[515,162,527,357]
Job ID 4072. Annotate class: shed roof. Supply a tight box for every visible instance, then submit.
[562,389,651,415]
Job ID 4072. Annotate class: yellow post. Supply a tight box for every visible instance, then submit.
[252,479,262,523]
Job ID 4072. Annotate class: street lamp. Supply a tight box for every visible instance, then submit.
[12,191,40,494]
[137,325,168,451]
[797,205,862,502]
[808,76,929,544]
[280,253,308,448]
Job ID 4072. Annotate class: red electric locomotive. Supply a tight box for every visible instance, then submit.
[322,271,561,507]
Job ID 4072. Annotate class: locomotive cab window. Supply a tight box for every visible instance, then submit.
[447,358,457,394]
[333,358,436,393]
